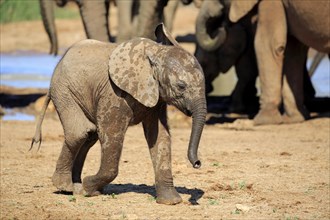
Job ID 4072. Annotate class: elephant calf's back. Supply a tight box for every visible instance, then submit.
[53,40,117,86]
[50,40,117,120]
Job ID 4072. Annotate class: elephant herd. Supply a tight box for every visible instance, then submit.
[39,0,329,126]
[195,0,329,125]
[40,0,189,55]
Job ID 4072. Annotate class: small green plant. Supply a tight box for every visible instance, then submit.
[55,201,63,206]
[120,212,128,220]
[208,199,219,205]
[111,193,117,199]
[86,201,94,206]
[68,195,76,202]
[211,162,222,167]
[238,181,246,190]
[304,186,315,194]
[148,196,156,202]
[231,209,241,215]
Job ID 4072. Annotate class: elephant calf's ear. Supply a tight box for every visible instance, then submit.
[155,23,181,47]
[109,40,159,108]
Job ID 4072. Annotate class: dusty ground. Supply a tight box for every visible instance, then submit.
[1,4,330,220]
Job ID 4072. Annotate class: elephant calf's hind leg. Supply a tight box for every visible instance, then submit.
[52,103,97,192]
[72,132,98,195]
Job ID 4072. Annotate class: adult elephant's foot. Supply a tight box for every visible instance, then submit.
[254,107,283,125]
[52,171,73,192]
[156,186,182,205]
[282,113,305,124]
[282,106,309,124]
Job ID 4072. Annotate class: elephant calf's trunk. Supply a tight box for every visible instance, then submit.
[187,99,207,168]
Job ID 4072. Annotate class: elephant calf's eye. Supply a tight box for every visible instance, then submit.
[177,81,187,91]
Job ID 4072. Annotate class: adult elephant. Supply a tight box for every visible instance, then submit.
[229,0,330,125]
[195,0,259,114]
[40,0,113,55]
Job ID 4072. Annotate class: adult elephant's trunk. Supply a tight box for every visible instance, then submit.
[39,0,58,55]
[195,0,226,52]
[187,98,207,168]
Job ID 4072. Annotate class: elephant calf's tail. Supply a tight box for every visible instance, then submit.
[30,92,51,151]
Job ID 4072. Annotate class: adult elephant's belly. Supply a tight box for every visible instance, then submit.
[284,0,330,53]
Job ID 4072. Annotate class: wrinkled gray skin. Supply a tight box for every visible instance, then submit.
[31,24,207,205]
[229,0,330,125]
[40,0,113,55]
[195,0,259,114]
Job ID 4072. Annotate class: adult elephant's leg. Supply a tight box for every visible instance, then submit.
[116,0,133,42]
[230,46,258,114]
[39,0,58,55]
[136,0,166,39]
[83,106,130,196]
[253,0,287,125]
[71,132,98,195]
[142,105,182,205]
[78,0,112,42]
[52,98,96,192]
[282,36,309,123]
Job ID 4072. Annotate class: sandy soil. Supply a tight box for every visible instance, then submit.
[1,4,329,220]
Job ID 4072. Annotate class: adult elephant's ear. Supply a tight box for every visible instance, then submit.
[109,39,159,108]
[155,23,180,47]
[229,0,259,23]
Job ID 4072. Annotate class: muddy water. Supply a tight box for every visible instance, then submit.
[0,53,61,88]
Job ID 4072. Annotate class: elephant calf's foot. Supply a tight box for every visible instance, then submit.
[82,175,107,197]
[254,108,283,126]
[73,183,84,195]
[52,172,73,192]
[156,186,182,205]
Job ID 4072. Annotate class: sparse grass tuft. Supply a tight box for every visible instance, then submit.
[68,195,76,202]
[238,181,246,190]
[208,199,219,205]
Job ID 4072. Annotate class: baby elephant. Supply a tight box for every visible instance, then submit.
[31,24,207,205]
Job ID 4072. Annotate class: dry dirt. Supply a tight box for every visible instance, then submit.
[1,4,330,220]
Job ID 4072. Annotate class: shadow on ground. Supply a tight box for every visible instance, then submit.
[103,183,204,205]
[54,183,204,205]
[206,95,330,124]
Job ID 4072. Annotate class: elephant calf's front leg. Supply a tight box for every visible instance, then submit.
[83,107,129,196]
[143,108,182,205]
